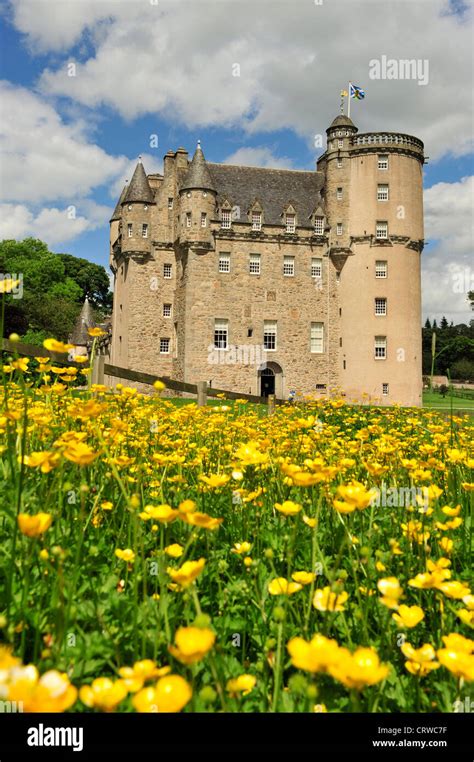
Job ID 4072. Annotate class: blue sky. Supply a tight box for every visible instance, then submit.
[0,0,472,323]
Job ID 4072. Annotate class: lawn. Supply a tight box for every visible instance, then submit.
[423,391,474,411]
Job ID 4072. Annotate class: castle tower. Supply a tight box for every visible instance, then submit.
[178,141,217,246]
[335,121,424,406]
[69,296,94,358]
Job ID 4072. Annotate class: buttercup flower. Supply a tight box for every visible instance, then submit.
[274,500,302,516]
[392,605,425,628]
[167,558,206,588]
[132,675,192,712]
[268,577,302,596]
[313,586,349,612]
[226,674,257,695]
[79,677,128,711]
[18,513,52,538]
[168,626,215,664]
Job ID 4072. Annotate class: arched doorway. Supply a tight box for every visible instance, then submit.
[258,362,284,398]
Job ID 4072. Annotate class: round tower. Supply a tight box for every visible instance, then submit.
[178,141,216,246]
[120,157,155,256]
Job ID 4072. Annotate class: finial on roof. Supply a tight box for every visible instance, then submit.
[138,155,142,163]
[197,139,201,149]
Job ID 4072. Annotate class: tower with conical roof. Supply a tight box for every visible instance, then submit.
[178,141,217,247]
[69,296,95,356]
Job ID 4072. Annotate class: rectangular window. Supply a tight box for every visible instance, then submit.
[376,221,388,239]
[163,263,172,279]
[314,216,324,235]
[249,253,261,275]
[221,210,232,229]
[214,319,228,350]
[378,154,389,170]
[375,260,388,278]
[336,187,343,200]
[375,336,387,359]
[168,197,174,210]
[337,158,343,168]
[186,212,192,228]
[375,297,387,315]
[219,253,230,273]
[382,383,389,396]
[377,184,389,201]
[338,139,343,148]
[251,211,262,231]
[283,255,295,276]
[142,223,148,238]
[201,212,207,228]
[163,303,172,317]
[310,322,324,353]
[311,257,322,278]
[127,223,132,238]
[286,213,296,233]
[336,223,343,236]
[160,338,170,354]
[263,320,277,351]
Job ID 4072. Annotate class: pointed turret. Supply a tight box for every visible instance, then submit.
[110,181,128,222]
[123,157,155,204]
[70,297,95,346]
[180,141,216,193]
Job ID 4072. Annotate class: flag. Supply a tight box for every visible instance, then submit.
[350,83,365,100]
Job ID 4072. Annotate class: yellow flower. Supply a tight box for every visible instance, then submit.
[178,500,197,514]
[101,501,114,511]
[234,441,269,466]
[231,541,252,555]
[0,278,20,293]
[436,580,471,599]
[439,537,453,554]
[8,668,77,712]
[226,674,256,695]
[401,643,440,677]
[442,504,461,517]
[268,577,302,596]
[18,513,52,538]
[377,577,403,608]
[313,586,349,612]
[168,626,215,664]
[182,511,224,530]
[11,358,29,372]
[143,504,179,523]
[392,605,425,628]
[436,635,474,681]
[43,338,74,353]
[167,558,206,587]
[274,500,302,516]
[243,556,253,567]
[87,327,106,337]
[23,451,60,473]
[115,548,135,563]
[63,442,98,466]
[287,634,341,674]
[118,660,170,692]
[153,380,166,391]
[292,571,315,586]
[132,675,192,712]
[303,515,317,528]
[165,544,184,558]
[457,609,474,627]
[436,517,463,531]
[329,647,390,690]
[333,481,376,513]
[79,677,128,711]
[199,474,230,488]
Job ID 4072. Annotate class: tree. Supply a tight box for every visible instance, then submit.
[58,253,112,313]
[424,317,432,330]
[440,316,449,330]
[451,359,474,382]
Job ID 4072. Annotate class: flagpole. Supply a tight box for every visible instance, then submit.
[347,82,351,119]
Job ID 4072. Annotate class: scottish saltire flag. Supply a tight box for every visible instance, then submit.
[350,83,365,100]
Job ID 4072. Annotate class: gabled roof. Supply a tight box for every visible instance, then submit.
[207,163,325,226]
[110,182,128,222]
[180,142,216,192]
[70,297,94,346]
[123,159,155,204]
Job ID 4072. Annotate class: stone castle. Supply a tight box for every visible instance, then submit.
[109,114,424,405]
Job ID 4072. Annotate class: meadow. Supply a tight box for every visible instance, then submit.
[0,340,473,714]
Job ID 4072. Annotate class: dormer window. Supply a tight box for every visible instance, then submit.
[314,216,324,235]
[221,210,232,229]
[286,213,296,233]
[252,211,262,231]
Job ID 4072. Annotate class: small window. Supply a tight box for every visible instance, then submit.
[377,184,389,201]
[375,297,387,316]
[375,260,388,278]
[336,223,343,236]
[163,304,172,317]
[219,253,230,273]
[314,216,324,235]
[247,328,253,338]
[214,319,228,349]
[168,198,174,210]
[249,253,261,275]
[263,320,277,351]
[337,158,343,168]
[221,210,232,229]
[286,213,296,233]
[382,383,389,396]
[336,271,341,284]
[127,223,133,238]
[336,187,343,200]
[311,257,322,278]
[376,221,388,239]
[186,212,192,228]
[251,211,262,231]
[201,212,207,228]
[160,338,170,354]
[315,383,326,391]
[163,263,172,279]
[375,336,387,360]
[142,223,148,238]
[338,139,343,148]
[378,154,389,170]
[283,255,295,276]
[310,322,324,353]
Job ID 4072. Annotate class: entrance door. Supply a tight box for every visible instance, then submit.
[260,368,275,397]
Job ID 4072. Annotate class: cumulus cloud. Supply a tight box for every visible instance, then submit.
[223,146,295,169]
[0,201,112,246]
[422,176,474,323]
[18,0,471,161]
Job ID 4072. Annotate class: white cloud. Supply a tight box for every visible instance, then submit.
[20,0,471,161]
[0,201,112,246]
[422,176,474,323]
[110,153,163,199]
[223,146,294,169]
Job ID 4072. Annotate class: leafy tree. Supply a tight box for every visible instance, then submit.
[451,359,474,382]
[440,315,449,330]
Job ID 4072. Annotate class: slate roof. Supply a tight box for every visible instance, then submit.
[110,182,128,222]
[207,163,325,226]
[123,160,155,204]
[329,114,356,129]
[70,297,94,346]
[180,142,216,192]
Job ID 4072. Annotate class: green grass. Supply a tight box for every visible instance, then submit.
[423,391,474,411]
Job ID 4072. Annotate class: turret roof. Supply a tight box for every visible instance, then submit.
[180,141,216,192]
[110,182,128,222]
[70,297,94,346]
[123,158,155,204]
